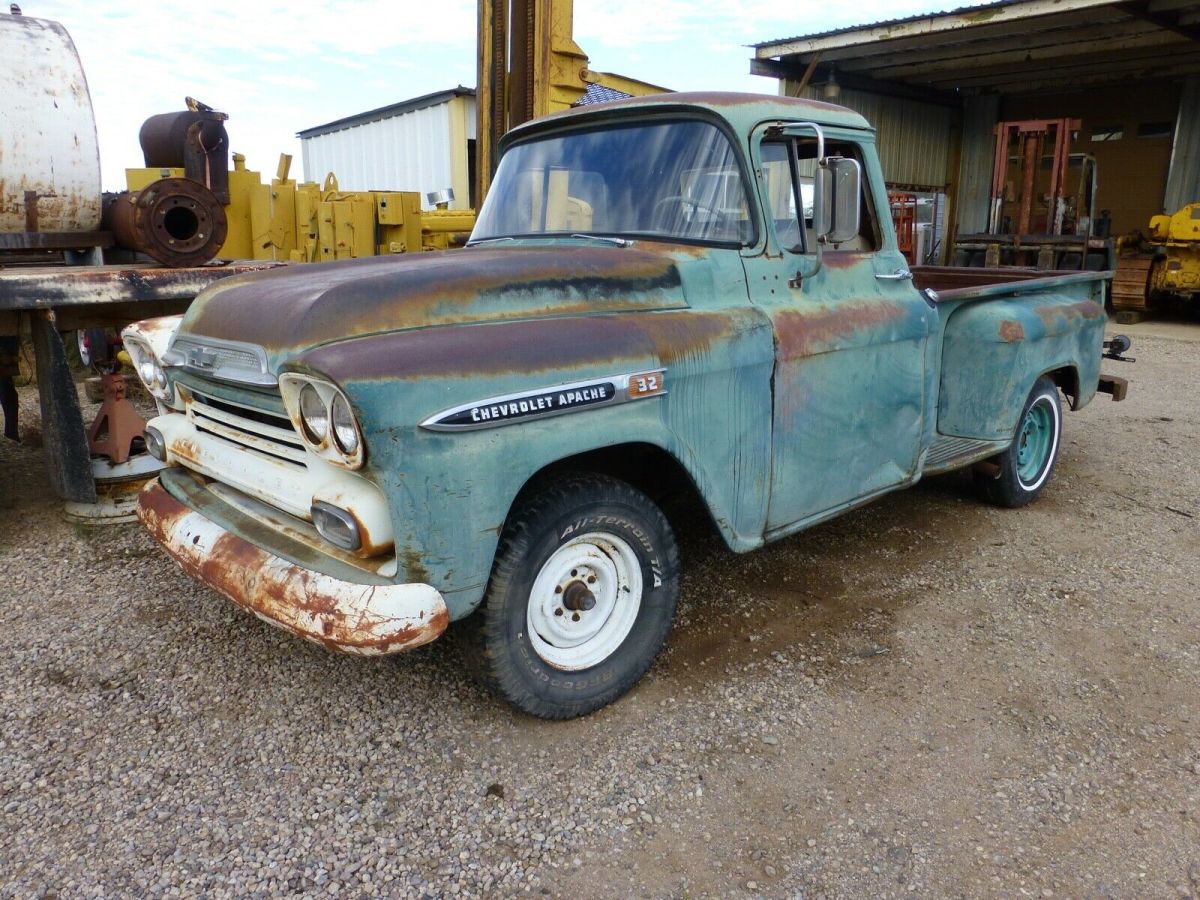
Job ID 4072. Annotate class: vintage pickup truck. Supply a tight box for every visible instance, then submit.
[124,93,1126,718]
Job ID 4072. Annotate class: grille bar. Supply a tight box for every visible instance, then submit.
[187,389,308,467]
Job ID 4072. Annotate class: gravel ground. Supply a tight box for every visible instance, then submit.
[1,321,1198,898]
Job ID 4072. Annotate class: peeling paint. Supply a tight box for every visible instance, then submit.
[137,480,446,655]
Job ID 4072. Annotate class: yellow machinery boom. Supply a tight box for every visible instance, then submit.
[475,0,669,201]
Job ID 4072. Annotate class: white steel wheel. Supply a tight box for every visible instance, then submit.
[526,532,643,671]
[469,473,680,719]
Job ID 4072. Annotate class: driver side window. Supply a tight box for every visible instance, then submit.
[761,141,806,253]
[761,137,879,254]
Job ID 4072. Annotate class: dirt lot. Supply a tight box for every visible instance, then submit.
[1,319,1198,898]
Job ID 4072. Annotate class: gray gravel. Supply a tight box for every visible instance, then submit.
[1,320,1199,898]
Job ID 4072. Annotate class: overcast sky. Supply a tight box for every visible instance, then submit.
[30,0,956,190]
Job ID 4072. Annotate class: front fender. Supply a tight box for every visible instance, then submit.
[295,307,776,618]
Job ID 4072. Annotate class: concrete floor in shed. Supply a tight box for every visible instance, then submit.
[0,316,1197,898]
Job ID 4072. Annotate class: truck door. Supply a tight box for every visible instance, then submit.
[744,126,937,534]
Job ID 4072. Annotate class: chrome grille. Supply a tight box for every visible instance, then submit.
[172,337,259,370]
[186,389,307,468]
[165,335,275,386]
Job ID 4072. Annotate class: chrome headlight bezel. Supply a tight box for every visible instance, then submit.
[123,336,173,403]
[279,374,364,470]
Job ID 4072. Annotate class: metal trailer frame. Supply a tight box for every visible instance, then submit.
[0,261,278,503]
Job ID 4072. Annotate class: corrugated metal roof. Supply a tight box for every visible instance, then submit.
[752,0,1007,49]
[753,0,1200,97]
[298,86,475,139]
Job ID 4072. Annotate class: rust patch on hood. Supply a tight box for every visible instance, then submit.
[180,245,689,353]
[295,309,735,383]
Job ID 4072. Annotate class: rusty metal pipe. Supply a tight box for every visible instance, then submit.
[102,177,227,267]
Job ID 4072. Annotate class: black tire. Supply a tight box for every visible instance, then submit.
[975,376,1063,508]
[468,473,680,719]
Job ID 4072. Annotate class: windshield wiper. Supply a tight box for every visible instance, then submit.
[465,236,517,246]
[570,233,631,247]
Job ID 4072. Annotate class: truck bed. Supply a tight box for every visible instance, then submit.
[912,265,1112,303]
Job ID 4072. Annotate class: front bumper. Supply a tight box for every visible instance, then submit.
[137,480,449,656]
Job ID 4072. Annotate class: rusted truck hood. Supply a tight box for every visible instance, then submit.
[177,244,690,364]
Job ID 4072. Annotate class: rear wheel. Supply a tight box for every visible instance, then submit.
[975,376,1063,508]
[469,473,680,718]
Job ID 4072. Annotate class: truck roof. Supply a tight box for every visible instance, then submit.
[505,91,874,142]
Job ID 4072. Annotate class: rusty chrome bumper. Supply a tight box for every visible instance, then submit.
[136,480,449,656]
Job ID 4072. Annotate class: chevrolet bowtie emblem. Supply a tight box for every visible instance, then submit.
[189,348,218,369]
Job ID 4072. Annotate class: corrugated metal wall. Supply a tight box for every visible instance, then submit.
[785,82,953,191]
[1165,75,1200,213]
[301,98,477,209]
[956,94,1000,236]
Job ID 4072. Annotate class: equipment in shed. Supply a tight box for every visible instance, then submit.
[953,118,1114,272]
[1113,202,1200,317]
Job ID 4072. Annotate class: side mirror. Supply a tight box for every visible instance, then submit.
[815,156,862,245]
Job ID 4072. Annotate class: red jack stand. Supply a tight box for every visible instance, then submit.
[87,371,146,465]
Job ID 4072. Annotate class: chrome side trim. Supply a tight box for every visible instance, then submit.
[923,434,1005,474]
[420,369,667,433]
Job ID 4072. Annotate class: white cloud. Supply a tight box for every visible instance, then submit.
[25,0,955,189]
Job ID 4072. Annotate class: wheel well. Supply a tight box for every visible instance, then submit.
[508,443,719,543]
[1046,365,1080,409]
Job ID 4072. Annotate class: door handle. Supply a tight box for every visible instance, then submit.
[876,269,913,281]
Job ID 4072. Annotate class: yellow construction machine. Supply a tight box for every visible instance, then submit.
[113,1,666,267]
[123,150,474,263]
[1113,203,1200,318]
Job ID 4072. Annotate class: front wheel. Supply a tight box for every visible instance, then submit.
[469,473,680,719]
[975,376,1063,508]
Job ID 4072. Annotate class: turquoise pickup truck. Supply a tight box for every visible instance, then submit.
[125,93,1126,718]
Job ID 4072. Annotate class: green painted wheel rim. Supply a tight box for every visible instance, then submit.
[1016,400,1053,485]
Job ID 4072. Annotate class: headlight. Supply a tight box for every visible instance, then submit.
[125,338,171,401]
[280,374,364,469]
[331,393,358,455]
[298,383,329,443]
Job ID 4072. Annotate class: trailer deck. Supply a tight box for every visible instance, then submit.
[0,260,280,503]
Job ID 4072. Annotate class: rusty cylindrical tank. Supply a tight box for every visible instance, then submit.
[0,13,102,234]
[102,178,228,267]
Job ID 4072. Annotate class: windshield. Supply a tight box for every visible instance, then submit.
[472,119,754,246]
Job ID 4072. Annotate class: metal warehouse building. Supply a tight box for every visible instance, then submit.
[752,0,1200,263]
[298,87,478,210]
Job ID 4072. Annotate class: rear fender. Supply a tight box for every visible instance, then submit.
[938,297,1104,441]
